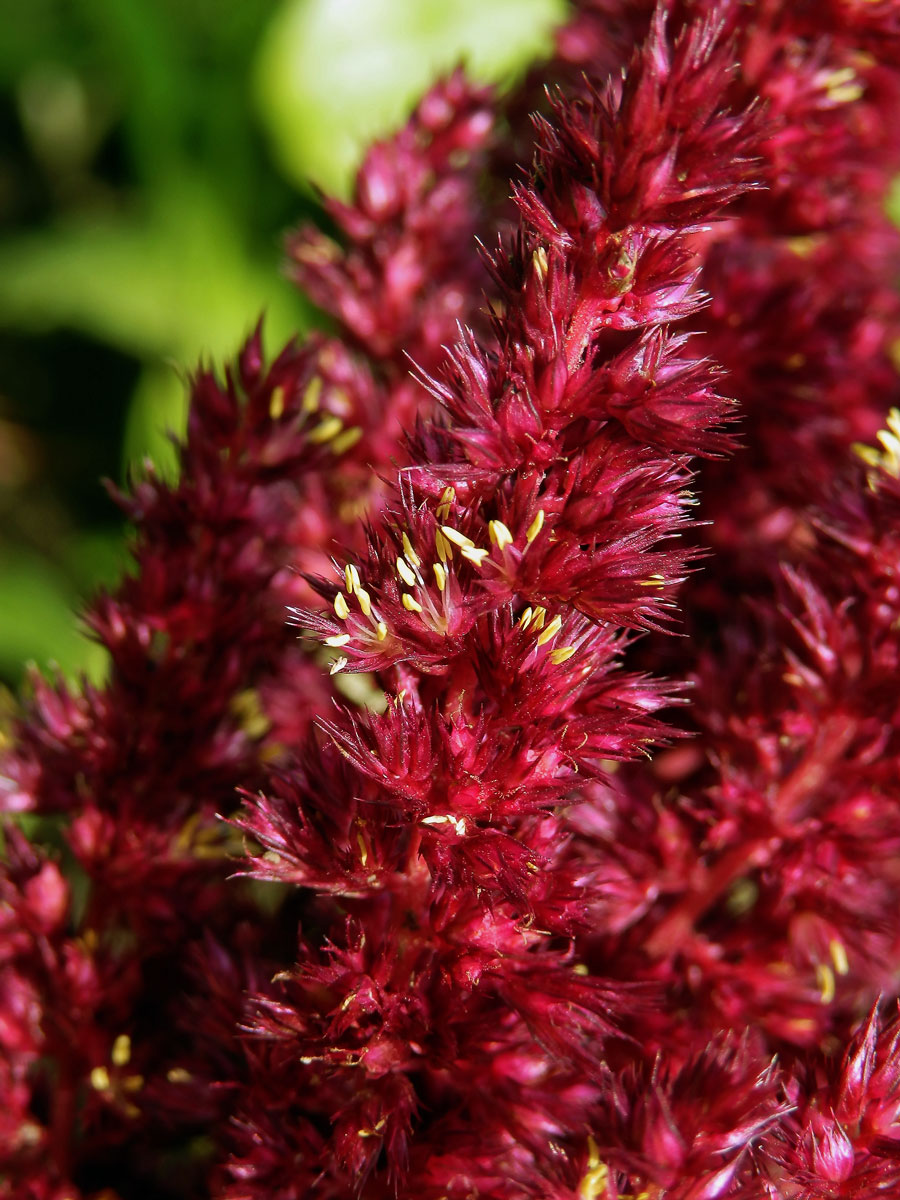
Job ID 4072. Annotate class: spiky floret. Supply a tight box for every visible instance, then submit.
[0,69,510,1199]
[0,334,378,1195]
[577,0,900,1080]
[284,70,501,548]
[288,1,764,929]
[591,422,900,1068]
[761,1005,900,1194]
[287,69,495,368]
[230,8,767,1192]
[298,8,760,665]
[678,0,900,592]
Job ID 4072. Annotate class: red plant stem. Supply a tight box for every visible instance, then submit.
[645,837,773,957]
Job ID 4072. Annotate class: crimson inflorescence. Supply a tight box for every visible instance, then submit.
[4,2,900,1197]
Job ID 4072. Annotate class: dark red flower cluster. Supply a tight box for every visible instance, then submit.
[4,2,900,1197]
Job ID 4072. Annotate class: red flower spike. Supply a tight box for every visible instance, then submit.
[230,5,770,1191]
[5,2,900,1197]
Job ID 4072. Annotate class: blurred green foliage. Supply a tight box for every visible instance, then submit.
[256,0,567,193]
[0,0,562,689]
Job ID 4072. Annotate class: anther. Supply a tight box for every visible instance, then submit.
[402,593,423,613]
[435,529,453,562]
[397,557,417,587]
[268,386,286,420]
[302,376,322,412]
[325,633,351,647]
[441,525,475,549]
[536,615,563,646]
[308,415,343,444]
[548,645,576,664]
[461,546,489,567]
[334,593,350,619]
[437,486,456,521]
[433,563,447,591]
[111,1034,131,1067]
[830,939,849,976]
[330,426,363,454]
[816,962,836,1005]
[401,534,421,568]
[525,510,545,543]
[489,520,513,549]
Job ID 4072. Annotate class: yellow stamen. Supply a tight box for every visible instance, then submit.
[302,376,322,412]
[435,529,453,562]
[533,246,549,282]
[830,939,849,976]
[853,408,900,477]
[334,593,350,619]
[828,82,864,103]
[90,1066,110,1091]
[330,426,363,454]
[376,622,388,641]
[356,588,372,617]
[345,563,360,593]
[536,615,563,646]
[397,557,417,587]
[437,486,456,521]
[330,656,348,675]
[855,444,883,470]
[530,606,547,631]
[579,1136,609,1200]
[518,607,534,630]
[525,510,545,543]
[111,1035,131,1067]
[461,546,490,567]
[816,962,836,1005]
[401,534,421,568]
[356,830,369,867]
[268,386,286,420]
[308,415,343,444]
[878,415,900,460]
[441,524,475,549]
[325,633,351,647]
[402,593,423,613]
[820,66,864,104]
[548,645,577,665]
[433,563,447,592]
[489,520,513,549]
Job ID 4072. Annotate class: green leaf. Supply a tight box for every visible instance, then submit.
[60,528,128,593]
[887,174,900,228]
[0,174,311,363]
[254,0,567,196]
[121,362,187,481]
[0,550,108,685]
